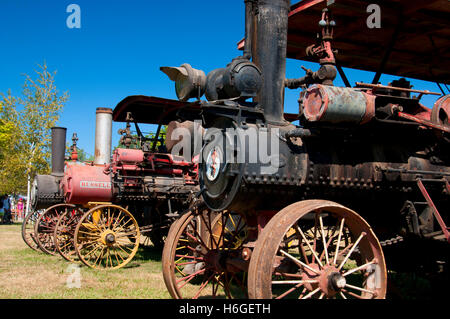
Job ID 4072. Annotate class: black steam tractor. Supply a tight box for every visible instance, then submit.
[149,0,450,299]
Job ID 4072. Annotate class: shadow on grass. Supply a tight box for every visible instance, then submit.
[133,246,163,262]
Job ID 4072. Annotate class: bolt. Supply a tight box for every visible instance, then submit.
[105,233,115,244]
[329,272,346,291]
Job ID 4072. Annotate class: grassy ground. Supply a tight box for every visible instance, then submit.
[0,223,444,299]
[0,223,171,299]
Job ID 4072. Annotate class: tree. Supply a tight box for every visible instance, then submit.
[0,63,69,194]
[65,143,94,163]
[116,124,167,151]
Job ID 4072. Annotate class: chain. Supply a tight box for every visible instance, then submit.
[379,235,404,247]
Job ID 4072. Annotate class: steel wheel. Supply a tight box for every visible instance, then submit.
[248,200,387,299]
[162,204,248,299]
[34,204,73,255]
[74,204,140,270]
[22,210,42,251]
[54,207,84,262]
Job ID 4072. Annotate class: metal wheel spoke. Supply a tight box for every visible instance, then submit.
[301,287,321,299]
[343,260,376,277]
[295,225,322,267]
[279,249,321,275]
[319,216,330,265]
[333,218,345,266]
[338,232,366,271]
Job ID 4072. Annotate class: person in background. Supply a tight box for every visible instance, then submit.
[0,195,4,223]
[2,195,12,224]
[17,198,24,220]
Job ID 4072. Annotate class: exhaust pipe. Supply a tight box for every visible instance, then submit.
[251,0,290,124]
[94,107,113,165]
[51,127,67,176]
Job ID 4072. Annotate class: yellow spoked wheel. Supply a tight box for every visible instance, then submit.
[74,204,140,270]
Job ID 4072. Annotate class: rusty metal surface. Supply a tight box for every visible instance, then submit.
[301,84,375,124]
[247,199,387,299]
[417,179,450,242]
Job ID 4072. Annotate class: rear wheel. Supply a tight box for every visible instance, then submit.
[248,200,387,299]
[74,204,140,270]
[54,207,84,262]
[34,204,75,255]
[22,210,41,251]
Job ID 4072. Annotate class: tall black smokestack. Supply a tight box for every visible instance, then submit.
[251,0,290,124]
[51,127,67,176]
[243,0,254,60]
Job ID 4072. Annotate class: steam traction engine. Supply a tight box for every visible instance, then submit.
[22,127,81,253]
[48,107,200,269]
[160,0,450,299]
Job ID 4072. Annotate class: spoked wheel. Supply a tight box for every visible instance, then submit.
[34,204,73,255]
[74,204,140,270]
[22,210,42,251]
[248,200,387,299]
[162,204,249,299]
[54,206,84,262]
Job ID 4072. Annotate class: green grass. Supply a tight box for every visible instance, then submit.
[0,223,171,299]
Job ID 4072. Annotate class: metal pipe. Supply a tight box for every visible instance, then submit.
[251,0,290,124]
[243,0,253,60]
[51,127,67,176]
[94,108,113,165]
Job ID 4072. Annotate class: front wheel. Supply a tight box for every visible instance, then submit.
[162,204,248,299]
[248,200,387,299]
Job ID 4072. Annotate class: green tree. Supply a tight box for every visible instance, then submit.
[65,143,94,162]
[0,63,69,194]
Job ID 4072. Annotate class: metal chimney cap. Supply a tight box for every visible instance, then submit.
[51,126,67,130]
[96,107,113,114]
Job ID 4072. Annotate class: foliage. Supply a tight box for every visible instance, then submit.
[0,63,69,194]
[116,124,167,151]
[65,143,94,163]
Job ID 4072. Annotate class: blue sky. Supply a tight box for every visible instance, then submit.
[0,0,444,157]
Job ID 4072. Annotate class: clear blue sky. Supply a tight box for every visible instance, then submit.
[0,0,444,157]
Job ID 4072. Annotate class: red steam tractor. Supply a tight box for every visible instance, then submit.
[28,107,202,269]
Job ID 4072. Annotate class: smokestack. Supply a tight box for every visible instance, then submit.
[94,108,112,165]
[251,0,290,124]
[243,0,254,60]
[51,127,67,176]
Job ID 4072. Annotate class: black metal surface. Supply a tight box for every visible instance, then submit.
[51,127,67,177]
[251,0,291,125]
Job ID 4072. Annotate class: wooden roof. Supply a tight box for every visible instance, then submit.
[239,0,450,84]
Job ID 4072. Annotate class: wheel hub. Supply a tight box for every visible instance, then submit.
[101,230,116,245]
[302,264,346,297]
[329,272,346,291]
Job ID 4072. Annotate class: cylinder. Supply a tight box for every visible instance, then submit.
[252,0,290,124]
[94,108,113,165]
[114,148,145,163]
[301,84,375,124]
[51,127,67,176]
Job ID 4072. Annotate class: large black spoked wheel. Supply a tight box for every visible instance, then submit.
[34,204,75,255]
[162,204,248,299]
[54,207,84,262]
[248,200,387,299]
[74,204,140,270]
[22,210,42,251]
